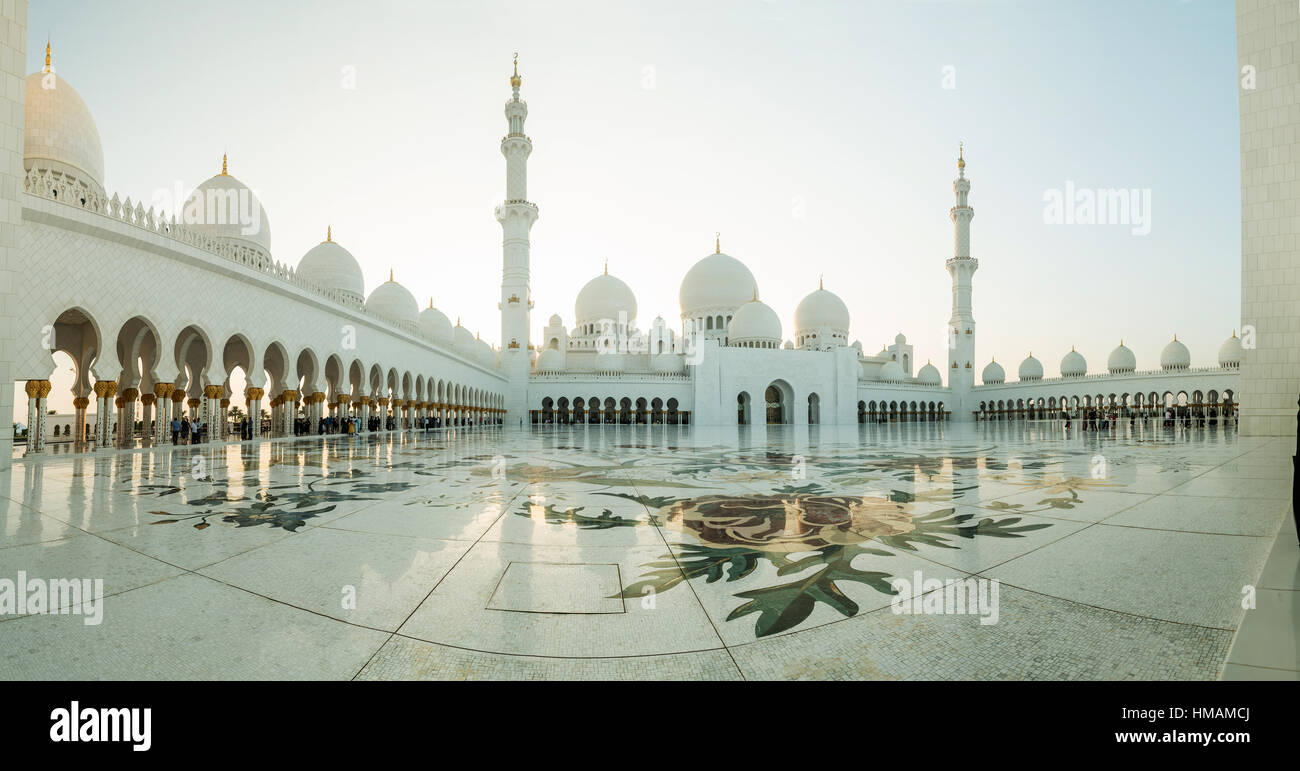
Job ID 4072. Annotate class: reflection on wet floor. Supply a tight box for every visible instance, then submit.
[0,421,1293,680]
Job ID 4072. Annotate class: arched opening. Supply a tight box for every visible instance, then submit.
[737,391,751,425]
[807,392,821,424]
[765,380,792,425]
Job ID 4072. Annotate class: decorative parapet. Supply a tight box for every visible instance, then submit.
[23,168,500,375]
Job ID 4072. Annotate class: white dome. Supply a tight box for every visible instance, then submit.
[894,333,907,345]
[452,324,476,353]
[880,360,905,382]
[535,348,564,372]
[1218,332,1242,368]
[475,338,494,365]
[1107,342,1136,374]
[794,287,851,335]
[679,251,758,317]
[366,278,419,326]
[728,298,782,345]
[651,353,686,374]
[182,162,272,253]
[783,340,794,350]
[981,359,1005,384]
[1161,337,1190,370]
[1018,354,1043,381]
[917,361,942,385]
[298,235,364,302]
[24,66,105,194]
[419,304,454,344]
[1060,348,1087,377]
[575,271,637,325]
[548,313,562,327]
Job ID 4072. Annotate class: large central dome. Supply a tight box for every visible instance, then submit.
[575,270,637,326]
[679,250,758,318]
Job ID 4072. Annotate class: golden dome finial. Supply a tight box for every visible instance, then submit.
[44,40,51,72]
[389,268,394,283]
[819,274,824,291]
[1232,329,1237,338]
[220,153,228,176]
[752,288,758,302]
[325,225,332,243]
[715,232,720,254]
[604,258,608,275]
[510,52,521,88]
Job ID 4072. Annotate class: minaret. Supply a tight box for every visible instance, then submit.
[497,53,538,424]
[946,144,979,417]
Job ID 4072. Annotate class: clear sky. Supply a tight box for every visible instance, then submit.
[26,0,1239,413]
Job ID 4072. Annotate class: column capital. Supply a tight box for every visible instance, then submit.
[247,387,264,400]
[73,396,90,409]
[141,394,157,406]
[93,381,110,398]
[171,389,187,403]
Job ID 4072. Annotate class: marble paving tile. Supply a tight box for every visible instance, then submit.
[0,574,389,679]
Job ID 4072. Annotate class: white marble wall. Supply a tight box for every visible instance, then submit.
[1238,0,1300,435]
[0,1,28,471]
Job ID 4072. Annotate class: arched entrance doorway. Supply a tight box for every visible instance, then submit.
[765,380,792,425]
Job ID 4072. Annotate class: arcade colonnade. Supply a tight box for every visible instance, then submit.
[19,306,506,454]
[973,388,1237,421]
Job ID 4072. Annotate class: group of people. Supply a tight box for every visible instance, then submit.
[168,416,205,444]
[1063,407,1237,431]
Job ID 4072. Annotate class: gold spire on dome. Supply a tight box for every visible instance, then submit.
[220,154,229,176]
[819,274,824,291]
[389,269,394,283]
[323,225,332,243]
[958,141,965,170]
[604,259,608,275]
[510,52,521,88]
[715,232,720,254]
[752,288,758,302]
[1233,329,1237,338]
[429,297,434,310]
[44,41,51,72]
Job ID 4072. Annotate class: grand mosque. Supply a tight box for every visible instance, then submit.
[5,50,1242,461]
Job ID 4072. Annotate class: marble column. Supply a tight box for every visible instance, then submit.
[170,390,186,442]
[121,387,139,447]
[140,393,155,444]
[153,383,172,445]
[247,387,264,439]
[73,396,89,446]
[101,381,118,448]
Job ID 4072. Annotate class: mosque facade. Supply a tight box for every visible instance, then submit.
[1,47,1241,467]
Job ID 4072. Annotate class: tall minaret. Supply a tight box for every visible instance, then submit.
[946,143,979,418]
[497,54,538,424]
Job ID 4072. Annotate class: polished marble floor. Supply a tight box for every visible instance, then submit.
[0,421,1295,680]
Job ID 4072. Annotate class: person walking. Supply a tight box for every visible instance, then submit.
[171,416,181,445]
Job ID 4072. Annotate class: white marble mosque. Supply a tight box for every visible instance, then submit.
[4,47,1242,463]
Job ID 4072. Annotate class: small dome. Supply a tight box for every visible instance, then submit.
[728,298,782,346]
[576,270,637,326]
[1061,348,1087,377]
[894,332,907,345]
[1218,332,1242,368]
[679,251,758,317]
[182,158,272,253]
[535,348,564,372]
[794,287,851,335]
[475,338,494,365]
[548,313,563,327]
[782,340,794,350]
[917,361,942,385]
[851,340,863,354]
[419,303,454,344]
[651,353,686,374]
[1018,354,1043,381]
[365,277,419,325]
[880,360,905,382]
[981,359,1005,384]
[298,234,364,303]
[1161,336,1190,370]
[452,324,476,353]
[24,60,105,194]
[1107,341,1136,374]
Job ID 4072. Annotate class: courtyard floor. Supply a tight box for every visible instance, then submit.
[0,421,1295,680]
